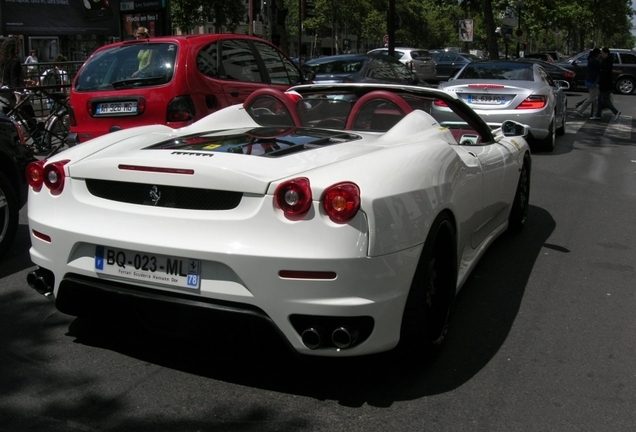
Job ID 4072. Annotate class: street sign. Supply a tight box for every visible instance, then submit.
[459,19,474,42]
[253,20,263,36]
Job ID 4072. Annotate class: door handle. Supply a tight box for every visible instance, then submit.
[229,89,239,97]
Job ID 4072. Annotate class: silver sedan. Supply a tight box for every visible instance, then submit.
[434,60,569,152]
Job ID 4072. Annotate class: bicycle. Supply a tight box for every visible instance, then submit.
[1,87,70,157]
[37,88,71,157]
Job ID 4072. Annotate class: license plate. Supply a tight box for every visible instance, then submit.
[95,101,138,115]
[467,94,505,104]
[95,246,201,289]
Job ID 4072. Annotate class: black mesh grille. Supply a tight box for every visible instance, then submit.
[85,179,242,210]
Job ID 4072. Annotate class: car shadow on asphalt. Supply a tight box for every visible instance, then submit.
[55,204,556,407]
[0,225,36,280]
[1,203,555,410]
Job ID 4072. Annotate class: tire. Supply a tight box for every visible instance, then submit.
[0,171,19,259]
[556,103,566,136]
[615,76,635,95]
[537,116,556,152]
[398,212,457,358]
[508,155,530,232]
[45,110,70,153]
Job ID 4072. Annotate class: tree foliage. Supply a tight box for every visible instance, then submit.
[171,0,246,34]
[172,0,635,56]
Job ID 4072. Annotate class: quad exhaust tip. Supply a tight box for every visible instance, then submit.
[26,269,54,296]
[301,326,360,350]
[301,327,323,350]
[332,326,358,349]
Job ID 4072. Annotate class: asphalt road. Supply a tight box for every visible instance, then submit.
[1,92,635,431]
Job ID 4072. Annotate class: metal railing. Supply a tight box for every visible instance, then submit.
[20,60,84,118]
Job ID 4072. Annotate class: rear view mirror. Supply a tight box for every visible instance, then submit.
[501,120,529,137]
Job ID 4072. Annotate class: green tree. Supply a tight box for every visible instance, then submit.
[171,0,246,34]
[173,0,634,57]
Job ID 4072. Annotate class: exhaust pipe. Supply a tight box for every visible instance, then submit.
[301,327,323,350]
[332,326,358,349]
[27,269,54,296]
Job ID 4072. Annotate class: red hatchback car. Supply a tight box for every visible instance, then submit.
[68,34,306,144]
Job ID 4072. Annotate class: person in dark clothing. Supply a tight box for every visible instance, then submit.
[575,48,601,116]
[592,47,621,121]
[0,37,38,123]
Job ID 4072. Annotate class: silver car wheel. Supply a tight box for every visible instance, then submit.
[616,77,635,95]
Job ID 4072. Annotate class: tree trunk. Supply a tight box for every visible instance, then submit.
[482,0,499,60]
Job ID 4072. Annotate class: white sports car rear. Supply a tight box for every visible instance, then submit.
[26,84,531,357]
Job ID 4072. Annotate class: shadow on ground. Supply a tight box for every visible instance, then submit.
[0,205,555,430]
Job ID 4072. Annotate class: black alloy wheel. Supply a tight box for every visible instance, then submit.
[508,156,531,232]
[399,212,457,358]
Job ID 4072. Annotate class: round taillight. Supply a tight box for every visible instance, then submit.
[275,177,312,216]
[26,160,46,191]
[322,182,360,223]
[43,160,70,195]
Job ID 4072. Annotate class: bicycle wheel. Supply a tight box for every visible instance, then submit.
[45,111,70,152]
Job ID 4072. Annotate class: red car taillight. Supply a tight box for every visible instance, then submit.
[434,99,449,107]
[275,178,361,223]
[322,182,360,223]
[516,95,547,109]
[27,160,70,195]
[26,160,45,192]
[564,71,575,79]
[275,177,312,216]
[167,95,195,122]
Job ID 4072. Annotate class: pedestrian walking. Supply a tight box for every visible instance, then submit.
[591,47,621,121]
[25,49,38,64]
[25,49,39,78]
[575,48,601,117]
[39,54,70,111]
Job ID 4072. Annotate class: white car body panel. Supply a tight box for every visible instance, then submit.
[27,84,531,357]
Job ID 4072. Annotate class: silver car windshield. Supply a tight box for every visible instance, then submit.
[457,63,533,80]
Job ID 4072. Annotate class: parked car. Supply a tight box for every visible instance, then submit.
[68,34,308,145]
[367,47,437,82]
[301,54,421,85]
[517,58,576,87]
[556,48,636,94]
[0,115,35,258]
[524,51,564,62]
[26,83,531,358]
[436,60,569,152]
[432,51,482,81]
[545,51,565,61]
